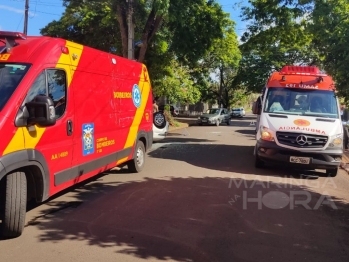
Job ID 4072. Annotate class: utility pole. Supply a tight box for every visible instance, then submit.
[24,0,29,35]
[127,0,134,60]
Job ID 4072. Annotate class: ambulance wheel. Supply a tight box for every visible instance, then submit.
[0,172,27,238]
[128,141,145,173]
[153,112,166,129]
[326,168,338,177]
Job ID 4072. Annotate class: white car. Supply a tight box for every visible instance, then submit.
[153,112,169,141]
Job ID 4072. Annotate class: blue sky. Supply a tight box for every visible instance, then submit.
[0,0,248,37]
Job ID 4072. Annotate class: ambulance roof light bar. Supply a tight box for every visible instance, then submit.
[0,31,27,54]
[279,65,327,77]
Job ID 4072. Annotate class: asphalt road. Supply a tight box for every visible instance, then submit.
[1,115,349,262]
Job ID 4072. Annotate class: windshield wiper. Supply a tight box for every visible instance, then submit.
[303,113,329,117]
[269,114,288,118]
[316,118,335,122]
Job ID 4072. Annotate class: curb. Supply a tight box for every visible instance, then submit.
[168,123,189,132]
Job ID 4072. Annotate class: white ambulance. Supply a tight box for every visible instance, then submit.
[254,66,342,177]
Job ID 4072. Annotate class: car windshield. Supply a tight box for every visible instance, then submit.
[263,88,339,119]
[232,108,241,111]
[0,63,30,111]
[207,108,220,114]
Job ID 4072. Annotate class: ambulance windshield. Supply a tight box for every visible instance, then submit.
[0,63,30,111]
[263,88,339,119]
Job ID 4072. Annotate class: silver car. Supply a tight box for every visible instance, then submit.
[198,108,230,126]
[230,108,245,118]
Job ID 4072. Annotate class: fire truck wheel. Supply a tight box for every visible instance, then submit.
[153,112,166,129]
[128,140,145,173]
[1,171,27,238]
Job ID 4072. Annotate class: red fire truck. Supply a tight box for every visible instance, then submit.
[0,31,153,238]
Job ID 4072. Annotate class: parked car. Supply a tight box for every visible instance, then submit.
[197,108,230,126]
[153,112,169,141]
[158,104,179,116]
[230,108,246,118]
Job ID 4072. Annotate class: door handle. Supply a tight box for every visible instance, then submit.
[67,120,73,136]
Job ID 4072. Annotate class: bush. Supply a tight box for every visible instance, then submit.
[164,104,171,112]
[163,110,180,127]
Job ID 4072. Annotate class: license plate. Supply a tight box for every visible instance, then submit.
[290,156,310,164]
[202,119,207,122]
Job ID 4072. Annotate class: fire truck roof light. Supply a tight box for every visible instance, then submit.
[0,31,27,40]
[279,65,327,76]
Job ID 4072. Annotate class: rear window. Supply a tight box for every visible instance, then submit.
[0,63,30,111]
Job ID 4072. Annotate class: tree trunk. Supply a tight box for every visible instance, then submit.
[137,9,163,63]
[116,4,128,58]
[219,65,224,107]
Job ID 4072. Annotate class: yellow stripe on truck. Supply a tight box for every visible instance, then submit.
[3,129,25,155]
[62,41,84,86]
[2,41,83,156]
[116,66,151,164]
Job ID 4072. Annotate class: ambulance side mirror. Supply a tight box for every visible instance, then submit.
[252,100,262,115]
[257,107,262,115]
[252,101,261,115]
[26,95,56,127]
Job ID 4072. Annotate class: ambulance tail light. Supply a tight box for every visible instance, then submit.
[0,31,27,40]
[61,46,69,54]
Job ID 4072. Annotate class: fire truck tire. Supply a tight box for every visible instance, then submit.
[1,171,27,238]
[128,140,145,173]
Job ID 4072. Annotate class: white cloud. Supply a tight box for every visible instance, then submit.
[0,5,24,14]
[0,5,35,16]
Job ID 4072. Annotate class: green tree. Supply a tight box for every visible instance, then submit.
[152,59,201,104]
[41,1,120,53]
[236,0,320,92]
[41,0,228,65]
[193,19,241,108]
[310,0,349,99]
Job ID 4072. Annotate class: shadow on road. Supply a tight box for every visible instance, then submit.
[154,137,218,144]
[6,175,349,261]
[148,143,330,178]
[235,129,256,138]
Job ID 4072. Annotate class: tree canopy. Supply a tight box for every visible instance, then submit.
[40,0,349,104]
[237,0,349,100]
[40,0,235,104]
